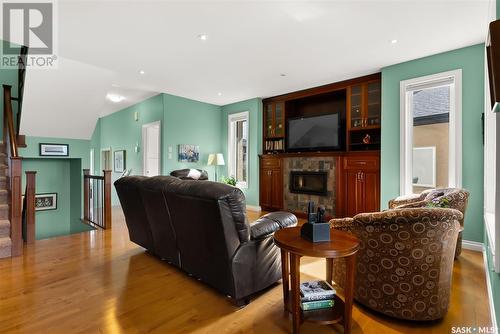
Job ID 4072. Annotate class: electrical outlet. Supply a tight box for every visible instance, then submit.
[168,146,173,153]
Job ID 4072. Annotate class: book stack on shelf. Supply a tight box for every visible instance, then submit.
[264,138,284,153]
[300,280,336,311]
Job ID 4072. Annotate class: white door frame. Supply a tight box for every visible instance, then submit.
[90,148,95,175]
[399,69,462,195]
[142,121,161,176]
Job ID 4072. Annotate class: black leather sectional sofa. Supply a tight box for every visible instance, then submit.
[114,176,297,305]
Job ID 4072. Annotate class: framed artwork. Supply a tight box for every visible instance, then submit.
[412,146,436,188]
[178,144,199,162]
[114,150,126,173]
[34,193,57,211]
[39,143,69,156]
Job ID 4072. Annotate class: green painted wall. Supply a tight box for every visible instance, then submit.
[95,94,164,204]
[221,98,263,206]
[22,159,71,239]
[162,93,222,175]
[19,136,91,239]
[381,44,485,243]
[91,93,223,205]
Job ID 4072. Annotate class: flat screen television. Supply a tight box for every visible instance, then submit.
[287,113,344,151]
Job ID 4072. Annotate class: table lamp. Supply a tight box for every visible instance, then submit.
[207,153,225,181]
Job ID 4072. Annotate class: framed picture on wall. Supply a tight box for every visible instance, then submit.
[39,143,69,156]
[178,144,199,162]
[114,150,126,173]
[34,193,57,211]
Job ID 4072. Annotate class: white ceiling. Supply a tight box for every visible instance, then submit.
[20,0,491,139]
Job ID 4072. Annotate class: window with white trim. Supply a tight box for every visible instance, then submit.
[228,111,249,188]
[400,70,462,196]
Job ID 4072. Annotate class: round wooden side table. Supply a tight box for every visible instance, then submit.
[274,226,360,334]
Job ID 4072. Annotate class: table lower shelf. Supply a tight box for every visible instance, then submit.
[286,292,344,325]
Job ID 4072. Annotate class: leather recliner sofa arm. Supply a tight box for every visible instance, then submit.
[250,212,297,240]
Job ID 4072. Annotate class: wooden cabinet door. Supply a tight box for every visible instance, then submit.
[260,168,272,209]
[362,170,380,213]
[345,170,363,217]
[270,169,283,210]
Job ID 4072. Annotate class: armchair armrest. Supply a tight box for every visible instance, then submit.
[388,193,425,209]
[329,217,354,231]
[250,212,297,240]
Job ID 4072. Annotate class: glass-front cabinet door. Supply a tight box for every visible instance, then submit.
[264,102,285,138]
[350,85,363,129]
[265,103,274,137]
[367,81,381,127]
[349,81,381,129]
[274,102,284,137]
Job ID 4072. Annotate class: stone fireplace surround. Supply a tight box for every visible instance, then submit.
[283,156,336,217]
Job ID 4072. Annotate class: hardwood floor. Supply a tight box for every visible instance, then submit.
[0,207,492,333]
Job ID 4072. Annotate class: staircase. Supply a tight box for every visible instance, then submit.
[0,142,11,258]
[0,46,29,259]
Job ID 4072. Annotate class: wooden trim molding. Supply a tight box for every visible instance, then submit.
[263,73,381,103]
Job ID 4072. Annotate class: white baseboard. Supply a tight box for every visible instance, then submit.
[483,248,498,331]
[246,205,261,212]
[462,240,485,252]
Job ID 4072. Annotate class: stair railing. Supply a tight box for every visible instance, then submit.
[83,169,112,229]
[3,85,22,256]
[15,46,28,136]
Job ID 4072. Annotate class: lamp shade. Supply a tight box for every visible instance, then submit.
[208,153,225,166]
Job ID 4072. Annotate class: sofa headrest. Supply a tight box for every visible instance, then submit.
[170,168,208,180]
[115,176,250,242]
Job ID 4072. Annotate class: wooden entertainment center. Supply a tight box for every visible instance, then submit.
[259,73,381,218]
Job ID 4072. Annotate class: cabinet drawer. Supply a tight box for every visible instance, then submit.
[261,157,281,168]
[344,156,379,170]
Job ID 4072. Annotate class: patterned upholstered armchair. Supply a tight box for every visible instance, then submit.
[388,188,469,257]
[329,208,462,321]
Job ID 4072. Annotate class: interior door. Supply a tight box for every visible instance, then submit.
[143,122,161,176]
[101,149,111,170]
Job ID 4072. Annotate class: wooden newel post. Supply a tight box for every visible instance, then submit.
[83,169,90,222]
[103,170,112,229]
[25,171,36,244]
[10,157,22,256]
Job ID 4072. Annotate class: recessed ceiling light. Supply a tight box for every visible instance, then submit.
[391,39,398,44]
[107,93,125,103]
[198,34,208,41]
[217,92,222,96]
[139,70,145,75]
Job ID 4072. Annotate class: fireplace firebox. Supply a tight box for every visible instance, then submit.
[289,171,328,196]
